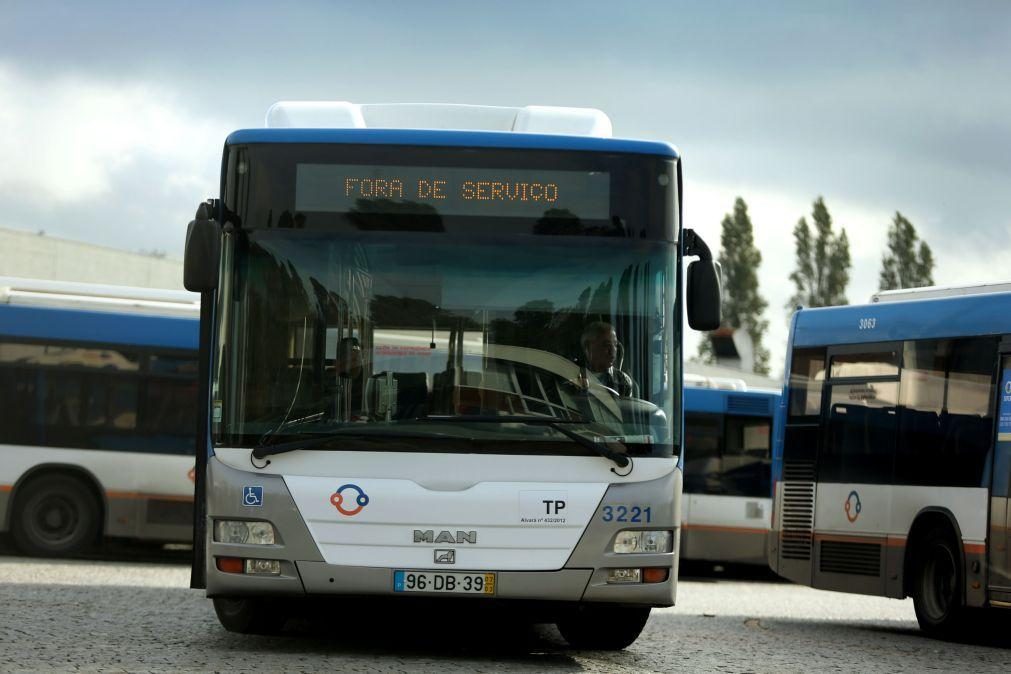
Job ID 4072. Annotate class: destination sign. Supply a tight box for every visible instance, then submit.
[295,164,610,219]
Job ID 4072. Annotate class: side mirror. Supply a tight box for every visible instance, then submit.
[184,202,221,292]
[687,260,722,330]
[683,229,722,331]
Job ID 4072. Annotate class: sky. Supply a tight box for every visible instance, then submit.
[2,1,1010,376]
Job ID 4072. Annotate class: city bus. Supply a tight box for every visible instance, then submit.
[0,277,200,556]
[681,379,779,566]
[769,283,1011,636]
[183,101,721,648]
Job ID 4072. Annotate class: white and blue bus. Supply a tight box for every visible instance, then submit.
[0,277,200,556]
[769,283,1011,636]
[681,381,779,566]
[183,102,721,648]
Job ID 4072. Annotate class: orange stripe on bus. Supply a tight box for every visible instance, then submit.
[684,524,767,536]
[813,533,886,546]
[105,491,194,503]
[797,532,984,555]
[2,484,192,503]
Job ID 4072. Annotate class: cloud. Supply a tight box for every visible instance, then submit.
[0,62,233,252]
[683,179,930,377]
[0,62,229,208]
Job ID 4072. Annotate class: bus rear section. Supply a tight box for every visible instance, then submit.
[184,102,722,648]
[770,286,1011,636]
[0,277,200,556]
[681,381,780,566]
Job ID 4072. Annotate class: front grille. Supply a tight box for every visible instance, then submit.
[820,540,881,577]
[780,480,815,560]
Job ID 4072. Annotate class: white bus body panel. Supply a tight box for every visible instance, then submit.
[681,493,770,564]
[814,483,988,543]
[0,443,195,538]
[0,276,199,317]
[286,475,605,570]
[264,101,613,138]
[214,448,675,571]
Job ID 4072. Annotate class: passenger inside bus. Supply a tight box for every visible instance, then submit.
[580,321,637,397]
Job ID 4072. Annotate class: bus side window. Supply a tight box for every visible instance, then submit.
[788,349,825,419]
[684,412,721,494]
[723,416,771,497]
[897,337,995,487]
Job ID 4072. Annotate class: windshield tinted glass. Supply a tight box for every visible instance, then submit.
[213,231,677,457]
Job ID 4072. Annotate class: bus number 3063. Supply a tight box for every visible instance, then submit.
[859,318,877,330]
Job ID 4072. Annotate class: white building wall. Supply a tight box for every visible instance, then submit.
[0,227,184,290]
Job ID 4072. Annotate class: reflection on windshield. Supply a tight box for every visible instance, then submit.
[214,232,677,457]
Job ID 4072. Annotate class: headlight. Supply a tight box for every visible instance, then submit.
[607,568,642,584]
[245,559,281,575]
[613,530,672,554]
[214,520,276,545]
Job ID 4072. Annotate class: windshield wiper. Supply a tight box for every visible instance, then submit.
[417,415,630,469]
[251,427,462,461]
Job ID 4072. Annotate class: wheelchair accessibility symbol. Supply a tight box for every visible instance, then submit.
[243,486,264,507]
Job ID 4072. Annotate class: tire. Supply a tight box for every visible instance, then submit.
[556,605,651,650]
[10,474,101,557]
[213,597,288,635]
[912,527,964,638]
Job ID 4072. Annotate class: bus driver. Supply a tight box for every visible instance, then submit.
[580,321,636,397]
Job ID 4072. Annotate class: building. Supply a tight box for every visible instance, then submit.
[0,226,184,290]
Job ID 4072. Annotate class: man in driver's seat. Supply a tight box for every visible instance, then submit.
[580,321,637,397]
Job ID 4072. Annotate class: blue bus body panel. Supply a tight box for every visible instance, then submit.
[791,292,1011,348]
[683,387,780,417]
[0,304,198,351]
[225,128,679,159]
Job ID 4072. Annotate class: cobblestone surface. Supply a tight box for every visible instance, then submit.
[1,556,1009,672]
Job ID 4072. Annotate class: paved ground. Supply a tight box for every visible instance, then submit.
[1,553,1009,672]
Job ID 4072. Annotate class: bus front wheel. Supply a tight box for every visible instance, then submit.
[556,605,651,650]
[11,474,101,557]
[912,527,964,637]
[213,597,288,635]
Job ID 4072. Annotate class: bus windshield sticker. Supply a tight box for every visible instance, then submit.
[519,491,568,524]
[999,369,1011,435]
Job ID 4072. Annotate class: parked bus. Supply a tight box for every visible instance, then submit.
[769,283,1011,636]
[183,101,721,648]
[0,277,200,556]
[681,379,779,566]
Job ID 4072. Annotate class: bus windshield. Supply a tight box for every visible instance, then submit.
[213,231,677,457]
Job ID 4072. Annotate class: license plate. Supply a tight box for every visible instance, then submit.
[393,570,496,595]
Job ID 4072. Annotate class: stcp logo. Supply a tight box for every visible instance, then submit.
[330,483,369,516]
[844,490,862,523]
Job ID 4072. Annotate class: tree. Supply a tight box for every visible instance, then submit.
[787,197,851,311]
[697,197,771,374]
[879,212,934,290]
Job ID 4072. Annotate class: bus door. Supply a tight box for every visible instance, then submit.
[815,344,901,595]
[988,350,1011,603]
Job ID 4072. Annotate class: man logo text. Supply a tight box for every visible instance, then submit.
[413,530,477,544]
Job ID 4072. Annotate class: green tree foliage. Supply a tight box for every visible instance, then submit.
[878,212,935,290]
[787,197,851,311]
[697,197,770,374]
